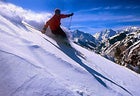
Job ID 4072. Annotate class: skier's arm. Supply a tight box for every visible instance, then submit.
[45,21,50,28]
[60,13,74,18]
[41,22,49,34]
[43,22,49,31]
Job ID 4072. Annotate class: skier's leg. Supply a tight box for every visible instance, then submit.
[51,28,70,46]
[56,27,67,38]
[51,28,66,38]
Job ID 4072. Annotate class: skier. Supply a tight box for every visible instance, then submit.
[41,8,73,38]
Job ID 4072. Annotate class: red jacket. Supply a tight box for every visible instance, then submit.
[44,14,70,31]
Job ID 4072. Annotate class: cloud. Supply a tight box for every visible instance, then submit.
[104,6,121,10]
[103,6,140,10]
[73,11,140,23]
[0,1,52,29]
[71,24,107,34]
[77,5,140,13]
[71,12,140,33]
[76,7,102,13]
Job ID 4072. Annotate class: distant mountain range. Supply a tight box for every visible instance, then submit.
[72,27,140,73]
[94,29,117,41]
[71,30,99,50]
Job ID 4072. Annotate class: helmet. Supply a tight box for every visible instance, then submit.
[55,8,61,14]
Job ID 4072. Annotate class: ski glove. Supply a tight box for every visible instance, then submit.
[43,27,47,31]
[41,27,46,34]
[68,13,74,17]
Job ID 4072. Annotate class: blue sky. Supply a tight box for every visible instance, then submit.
[4,0,140,34]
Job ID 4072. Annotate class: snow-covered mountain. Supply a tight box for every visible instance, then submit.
[94,29,117,42]
[123,26,140,33]
[100,27,140,73]
[0,1,140,96]
[71,30,99,50]
[72,26,140,73]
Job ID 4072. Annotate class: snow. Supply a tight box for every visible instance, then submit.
[0,1,140,96]
[93,29,117,41]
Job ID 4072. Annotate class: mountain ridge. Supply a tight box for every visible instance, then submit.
[71,26,140,73]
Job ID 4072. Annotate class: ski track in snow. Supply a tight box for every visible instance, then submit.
[0,51,76,96]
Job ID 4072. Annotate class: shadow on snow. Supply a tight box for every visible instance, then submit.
[54,37,133,96]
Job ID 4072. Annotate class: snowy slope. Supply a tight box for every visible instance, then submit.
[1,2,140,96]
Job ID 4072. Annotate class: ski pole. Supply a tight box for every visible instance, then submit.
[68,16,72,30]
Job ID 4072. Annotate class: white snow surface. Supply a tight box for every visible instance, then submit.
[0,2,140,96]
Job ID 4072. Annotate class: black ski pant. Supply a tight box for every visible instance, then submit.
[51,27,67,38]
